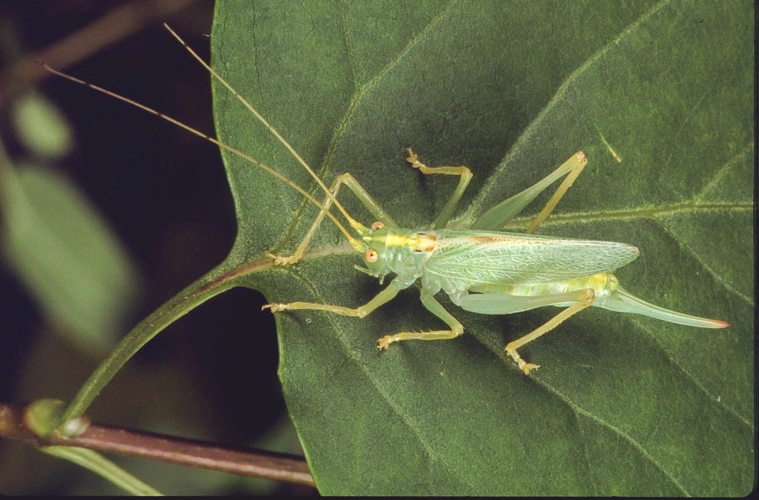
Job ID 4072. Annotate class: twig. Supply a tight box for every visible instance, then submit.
[0,0,199,107]
[0,402,315,488]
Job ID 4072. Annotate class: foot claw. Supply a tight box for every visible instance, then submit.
[267,253,298,266]
[521,363,540,375]
[377,336,392,350]
[262,303,286,313]
[506,348,540,375]
[405,148,420,167]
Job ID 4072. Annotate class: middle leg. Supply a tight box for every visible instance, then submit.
[406,148,473,230]
[377,289,464,349]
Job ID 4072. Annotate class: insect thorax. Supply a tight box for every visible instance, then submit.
[368,228,437,287]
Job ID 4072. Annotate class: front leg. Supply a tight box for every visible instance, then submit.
[270,172,398,266]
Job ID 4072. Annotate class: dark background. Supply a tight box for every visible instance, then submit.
[0,0,296,494]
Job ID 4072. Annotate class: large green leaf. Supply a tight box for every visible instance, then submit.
[210,0,753,495]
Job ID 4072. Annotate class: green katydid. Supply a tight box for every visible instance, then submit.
[46,24,729,375]
[261,146,729,374]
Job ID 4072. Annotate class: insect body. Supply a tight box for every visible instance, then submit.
[264,150,730,374]
[47,25,730,375]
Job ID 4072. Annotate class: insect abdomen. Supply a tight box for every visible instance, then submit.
[471,272,618,300]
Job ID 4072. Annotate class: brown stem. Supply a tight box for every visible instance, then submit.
[0,402,315,489]
[0,0,199,107]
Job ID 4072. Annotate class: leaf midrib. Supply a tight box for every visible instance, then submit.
[501,201,751,230]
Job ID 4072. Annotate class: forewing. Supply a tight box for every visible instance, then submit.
[425,230,639,285]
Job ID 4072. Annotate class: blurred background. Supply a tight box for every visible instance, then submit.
[0,0,304,494]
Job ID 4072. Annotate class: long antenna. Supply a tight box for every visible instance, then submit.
[161,24,367,237]
[41,38,367,252]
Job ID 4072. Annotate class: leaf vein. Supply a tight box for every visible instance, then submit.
[533,378,691,496]
[465,0,674,217]
[696,142,754,202]
[294,267,482,492]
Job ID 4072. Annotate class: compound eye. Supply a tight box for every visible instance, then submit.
[364,249,378,263]
[371,221,384,231]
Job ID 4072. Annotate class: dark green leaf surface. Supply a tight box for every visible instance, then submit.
[211,1,753,495]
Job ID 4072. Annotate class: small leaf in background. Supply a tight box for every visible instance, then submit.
[11,91,73,159]
[0,159,142,355]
